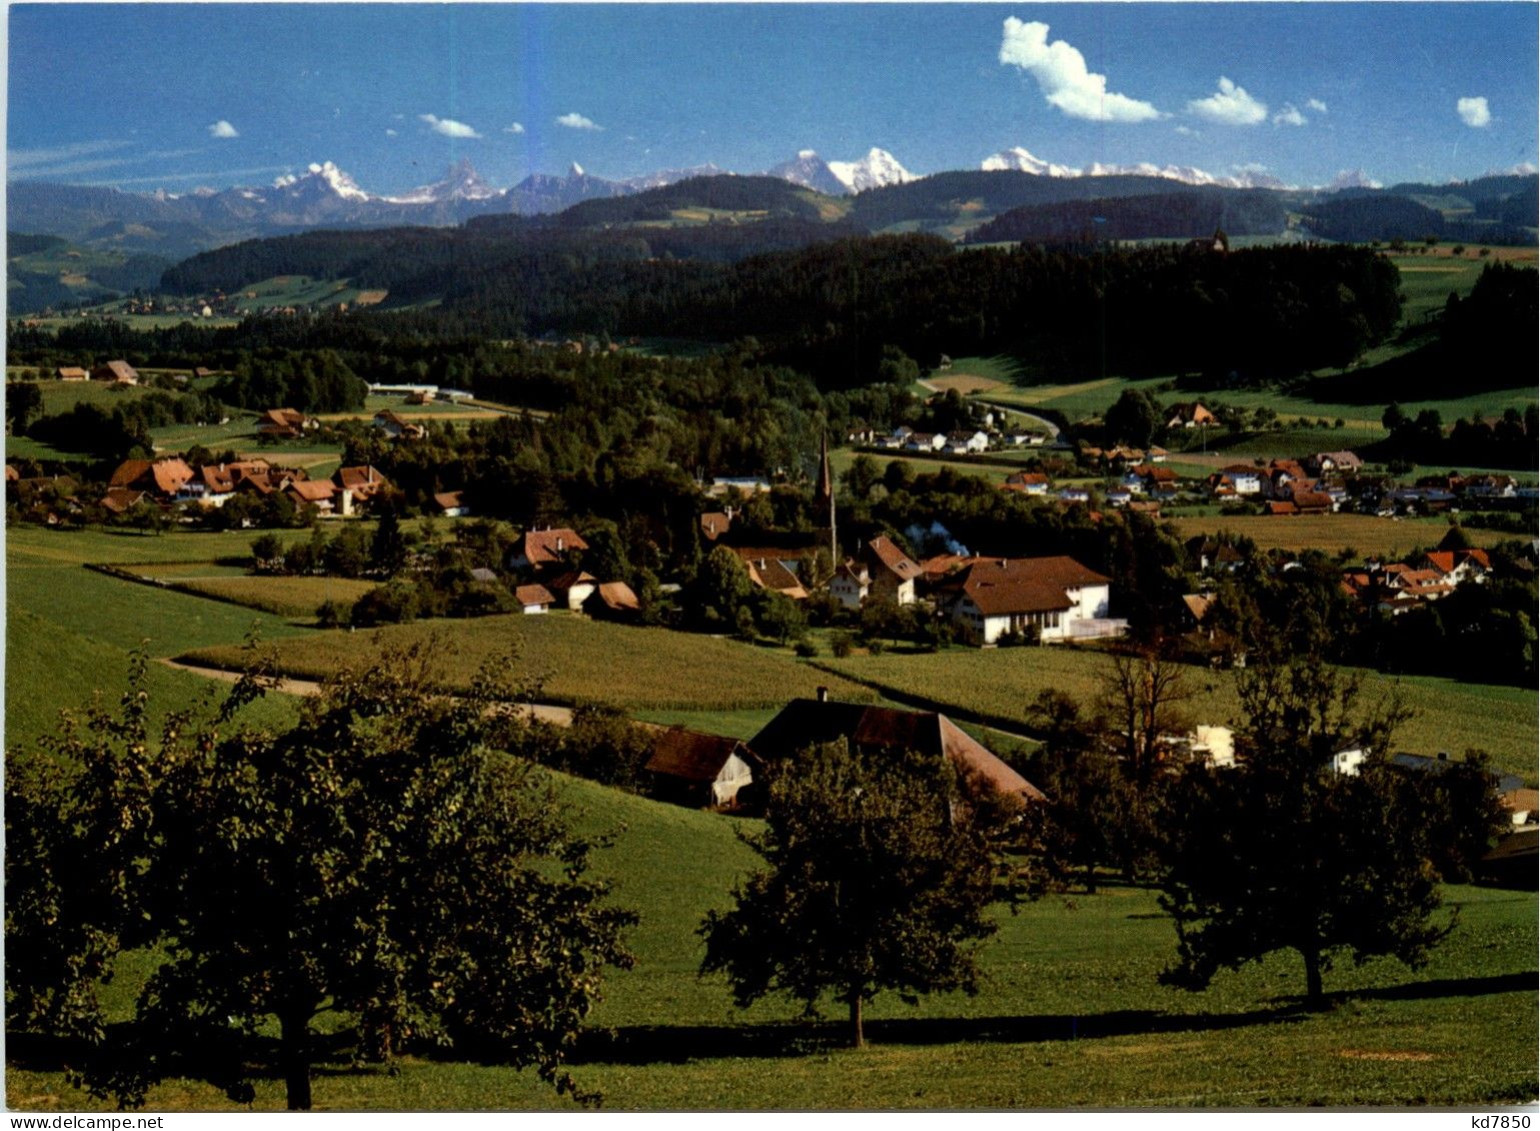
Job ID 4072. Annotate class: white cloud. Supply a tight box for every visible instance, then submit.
[419,114,482,138]
[385,129,398,138]
[208,120,240,139]
[1457,96,1491,128]
[556,112,602,131]
[1272,104,1307,127]
[8,138,132,169]
[1307,98,1328,115]
[998,18,1161,123]
[503,122,525,134]
[1188,78,1267,126]
[1174,125,1199,137]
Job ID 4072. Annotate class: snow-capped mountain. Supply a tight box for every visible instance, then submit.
[1325,169,1383,191]
[826,148,915,192]
[617,163,727,192]
[982,147,1291,190]
[766,150,849,196]
[384,158,498,204]
[981,147,1078,178]
[272,161,373,203]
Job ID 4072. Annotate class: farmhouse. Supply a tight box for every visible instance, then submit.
[1002,471,1050,495]
[699,510,733,542]
[432,491,469,517]
[865,534,922,605]
[513,583,555,614]
[944,555,1125,644]
[585,580,641,620]
[107,457,195,502]
[55,365,89,382]
[829,561,871,610]
[284,478,337,514]
[532,570,594,613]
[1166,402,1216,429]
[256,407,311,438]
[748,693,1045,805]
[645,727,760,809]
[335,465,390,504]
[509,527,588,572]
[91,360,139,385]
[373,410,426,440]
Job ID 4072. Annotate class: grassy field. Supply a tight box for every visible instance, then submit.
[815,645,1537,786]
[1165,512,1526,558]
[183,614,876,713]
[169,575,378,619]
[6,521,1537,1109]
[6,765,1534,1110]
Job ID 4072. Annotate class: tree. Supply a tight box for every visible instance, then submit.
[700,740,1005,1047]
[369,506,408,576]
[1157,645,1462,1008]
[6,380,43,435]
[1104,388,1162,448]
[6,646,635,1110]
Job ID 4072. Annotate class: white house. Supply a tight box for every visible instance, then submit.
[829,562,872,610]
[944,430,990,454]
[865,535,922,605]
[948,556,1125,645]
[514,584,555,614]
[905,432,947,453]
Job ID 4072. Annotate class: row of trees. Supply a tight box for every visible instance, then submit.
[9,612,1510,1108]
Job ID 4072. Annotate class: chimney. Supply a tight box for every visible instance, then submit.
[817,686,829,703]
[556,536,564,552]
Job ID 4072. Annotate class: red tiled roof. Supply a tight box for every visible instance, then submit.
[433,491,465,511]
[645,727,755,783]
[592,581,640,613]
[748,700,1045,802]
[514,584,555,608]
[699,511,732,541]
[867,535,921,581]
[955,557,1107,618]
[287,479,336,503]
[519,528,588,565]
[337,465,389,493]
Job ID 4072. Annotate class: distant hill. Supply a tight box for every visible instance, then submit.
[7,231,171,314]
[552,175,837,227]
[963,189,1291,245]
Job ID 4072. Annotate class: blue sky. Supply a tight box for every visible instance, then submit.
[8,4,1538,194]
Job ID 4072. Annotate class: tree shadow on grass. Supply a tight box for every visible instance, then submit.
[572,969,1540,1066]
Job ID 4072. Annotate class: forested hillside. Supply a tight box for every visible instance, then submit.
[963,190,1290,244]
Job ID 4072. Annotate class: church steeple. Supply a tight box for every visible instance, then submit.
[817,431,836,562]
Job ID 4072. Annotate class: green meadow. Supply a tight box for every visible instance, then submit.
[5,520,1536,1110]
[7,770,1535,1110]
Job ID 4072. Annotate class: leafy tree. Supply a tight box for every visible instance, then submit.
[700,740,1005,1047]
[6,380,43,435]
[369,506,408,576]
[694,544,754,625]
[1104,388,1162,448]
[1157,644,1459,1007]
[842,454,881,502]
[5,646,635,1110]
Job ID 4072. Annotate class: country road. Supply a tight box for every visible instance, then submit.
[159,658,577,727]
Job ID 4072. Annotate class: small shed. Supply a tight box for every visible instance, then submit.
[645,727,760,808]
[514,583,555,614]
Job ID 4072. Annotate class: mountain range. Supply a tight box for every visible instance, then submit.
[7,144,1536,267]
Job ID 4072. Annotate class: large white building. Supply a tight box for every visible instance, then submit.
[946,555,1126,644]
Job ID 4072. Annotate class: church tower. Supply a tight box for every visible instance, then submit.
[816,431,837,563]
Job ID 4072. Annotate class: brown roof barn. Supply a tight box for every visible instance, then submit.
[748,697,1044,804]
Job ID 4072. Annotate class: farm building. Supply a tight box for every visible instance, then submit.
[865,535,922,605]
[645,727,760,809]
[373,410,426,440]
[829,561,871,609]
[547,570,599,611]
[585,580,641,620]
[513,584,555,614]
[91,360,139,385]
[943,555,1125,645]
[432,491,468,517]
[509,527,588,572]
[256,407,311,438]
[336,465,391,504]
[107,457,195,501]
[284,478,337,514]
[1166,402,1216,429]
[748,693,1044,805]
[55,366,89,382]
